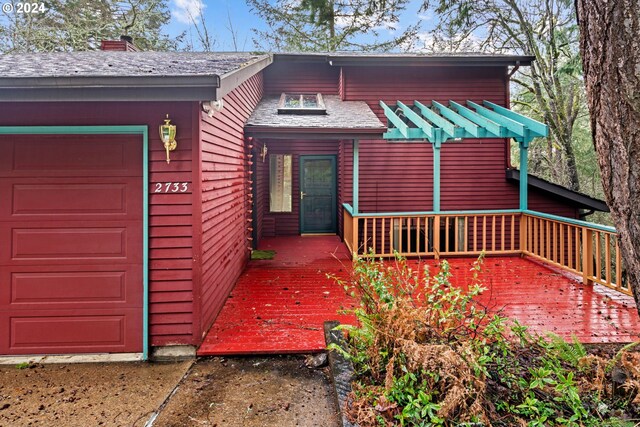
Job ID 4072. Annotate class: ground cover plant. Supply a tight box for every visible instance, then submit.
[330,254,640,426]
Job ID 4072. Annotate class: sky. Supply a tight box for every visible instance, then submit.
[165,0,432,52]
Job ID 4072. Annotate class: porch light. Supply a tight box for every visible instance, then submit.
[159,114,177,164]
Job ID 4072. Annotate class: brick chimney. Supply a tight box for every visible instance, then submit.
[100,35,138,52]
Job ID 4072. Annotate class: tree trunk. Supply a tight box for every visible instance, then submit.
[576,0,640,314]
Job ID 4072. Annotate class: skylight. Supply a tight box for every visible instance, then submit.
[277,93,326,115]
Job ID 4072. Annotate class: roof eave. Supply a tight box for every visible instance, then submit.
[328,56,534,67]
[217,54,273,100]
[506,168,609,212]
[244,125,386,140]
[0,75,220,102]
[272,53,535,67]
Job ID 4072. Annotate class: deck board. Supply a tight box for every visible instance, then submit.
[198,236,640,356]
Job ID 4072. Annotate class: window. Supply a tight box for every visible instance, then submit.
[269,154,292,212]
[277,93,326,114]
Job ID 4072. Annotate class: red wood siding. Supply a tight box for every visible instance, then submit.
[260,140,340,236]
[253,140,267,241]
[0,102,198,348]
[341,66,509,120]
[264,62,339,95]
[198,73,264,336]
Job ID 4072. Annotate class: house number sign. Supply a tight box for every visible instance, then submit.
[153,182,189,193]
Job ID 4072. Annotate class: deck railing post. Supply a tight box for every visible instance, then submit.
[582,227,594,285]
[519,213,527,255]
[433,215,441,259]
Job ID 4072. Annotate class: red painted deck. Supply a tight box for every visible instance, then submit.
[198,237,640,356]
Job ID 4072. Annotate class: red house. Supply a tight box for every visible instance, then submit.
[0,40,612,360]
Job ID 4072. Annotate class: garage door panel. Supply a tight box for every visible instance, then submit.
[12,183,128,216]
[12,227,128,260]
[1,265,143,308]
[0,134,143,355]
[4,309,142,353]
[0,135,141,178]
[11,271,127,304]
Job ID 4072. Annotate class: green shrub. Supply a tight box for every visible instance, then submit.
[330,253,640,426]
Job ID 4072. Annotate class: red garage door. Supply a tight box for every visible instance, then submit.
[0,135,143,355]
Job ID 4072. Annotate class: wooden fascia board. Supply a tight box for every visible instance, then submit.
[506,169,609,212]
[216,55,273,100]
[244,126,385,140]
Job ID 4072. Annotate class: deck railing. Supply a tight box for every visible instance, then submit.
[342,204,630,296]
[521,210,630,295]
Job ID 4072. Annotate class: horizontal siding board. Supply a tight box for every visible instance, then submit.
[264,62,339,95]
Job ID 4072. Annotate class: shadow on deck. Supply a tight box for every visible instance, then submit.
[198,236,640,356]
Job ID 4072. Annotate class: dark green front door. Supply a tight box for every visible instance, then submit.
[300,155,337,234]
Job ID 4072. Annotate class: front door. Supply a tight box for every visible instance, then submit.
[300,156,336,234]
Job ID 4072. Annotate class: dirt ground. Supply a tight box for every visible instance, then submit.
[0,360,191,427]
[153,355,341,427]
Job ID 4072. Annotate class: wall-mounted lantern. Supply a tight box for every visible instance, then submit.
[159,114,177,164]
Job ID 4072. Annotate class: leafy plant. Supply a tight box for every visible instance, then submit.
[331,253,640,426]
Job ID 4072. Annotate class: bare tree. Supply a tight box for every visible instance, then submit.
[417,0,584,191]
[576,0,640,313]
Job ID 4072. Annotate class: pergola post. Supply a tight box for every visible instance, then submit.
[432,140,442,212]
[353,139,359,214]
[519,139,529,211]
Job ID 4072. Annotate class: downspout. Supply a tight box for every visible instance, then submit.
[505,63,520,170]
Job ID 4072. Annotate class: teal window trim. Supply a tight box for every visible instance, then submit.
[0,125,150,361]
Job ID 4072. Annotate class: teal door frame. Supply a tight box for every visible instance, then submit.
[299,155,337,234]
[0,125,150,360]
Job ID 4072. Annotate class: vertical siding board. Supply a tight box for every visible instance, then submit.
[199,72,264,334]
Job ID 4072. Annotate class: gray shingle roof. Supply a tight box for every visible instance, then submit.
[246,95,385,131]
[0,52,266,78]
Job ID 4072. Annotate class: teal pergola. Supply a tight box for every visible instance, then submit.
[377,99,548,212]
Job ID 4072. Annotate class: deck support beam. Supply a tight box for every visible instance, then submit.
[353,139,359,214]
[432,140,441,212]
[519,139,529,210]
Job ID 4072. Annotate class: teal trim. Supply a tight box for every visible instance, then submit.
[482,101,548,137]
[524,210,617,233]
[353,139,359,214]
[396,101,435,141]
[342,203,615,234]
[432,100,483,138]
[342,203,522,218]
[450,100,504,137]
[433,141,441,212]
[519,141,528,211]
[141,128,149,361]
[382,100,548,143]
[414,101,456,139]
[0,125,150,361]
[300,155,337,233]
[380,101,409,138]
[467,100,526,137]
